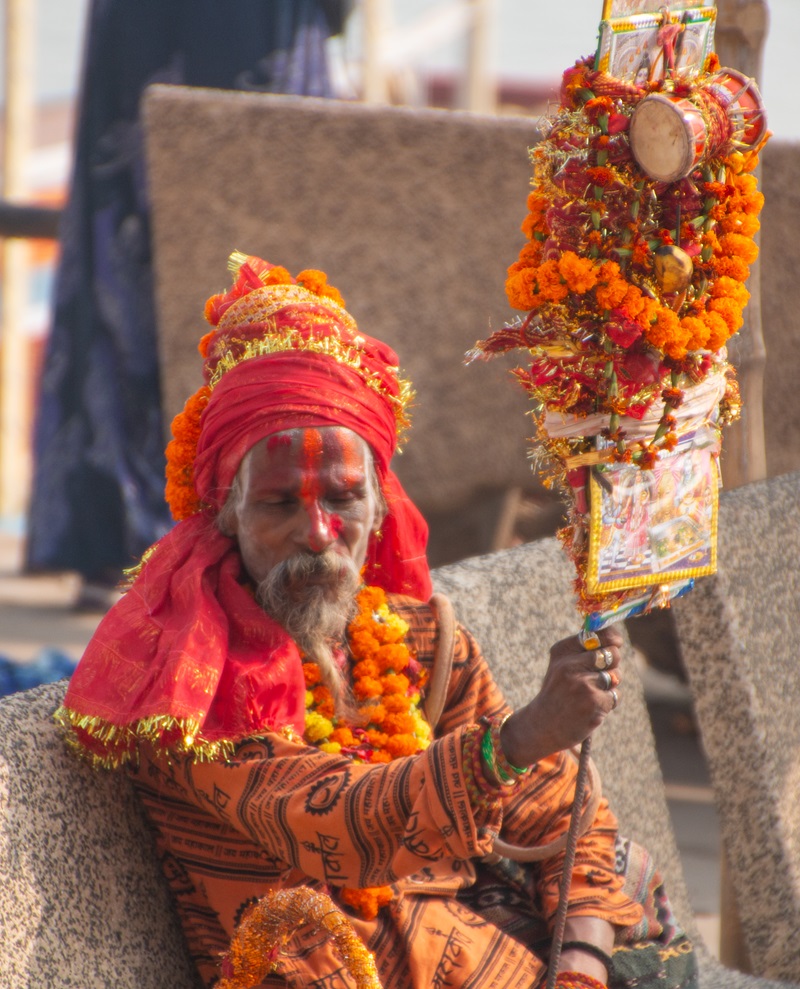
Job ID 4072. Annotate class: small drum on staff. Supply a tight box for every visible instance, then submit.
[705,67,768,148]
[629,93,707,183]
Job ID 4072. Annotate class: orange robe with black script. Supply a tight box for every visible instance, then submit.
[129,596,642,988]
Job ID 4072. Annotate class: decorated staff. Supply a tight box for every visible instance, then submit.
[469,2,767,983]
[471,0,767,637]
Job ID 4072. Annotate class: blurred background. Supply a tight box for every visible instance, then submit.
[0,0,793,542]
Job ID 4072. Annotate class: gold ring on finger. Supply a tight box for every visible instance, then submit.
[579,627,602,651]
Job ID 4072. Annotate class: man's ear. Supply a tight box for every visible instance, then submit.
[216,493,240,539]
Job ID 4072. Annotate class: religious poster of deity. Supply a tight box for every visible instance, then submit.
[586,433,719,594]
[596,5,716,83]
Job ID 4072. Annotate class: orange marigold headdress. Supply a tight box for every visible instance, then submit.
[166,251,414,521]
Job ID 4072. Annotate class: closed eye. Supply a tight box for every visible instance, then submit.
[258,497,298,509]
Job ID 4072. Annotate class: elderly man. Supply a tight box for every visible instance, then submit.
[59,254,695,989]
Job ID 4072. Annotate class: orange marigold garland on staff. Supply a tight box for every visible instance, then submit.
[470,45,767,622]
[483,52,765,441]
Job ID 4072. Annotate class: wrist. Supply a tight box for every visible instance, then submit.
[559,918,614,985]
[559,941,612,982]
[483,714,528,784]
[499,708,545,769]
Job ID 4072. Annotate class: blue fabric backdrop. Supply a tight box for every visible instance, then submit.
[28,0,348,580]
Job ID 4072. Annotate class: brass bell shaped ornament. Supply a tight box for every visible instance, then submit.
[653,244,693,297]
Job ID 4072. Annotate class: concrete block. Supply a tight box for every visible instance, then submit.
[0,680,199,989]
[437,537,797,988]
[760,141,800,479]
[142,86,558,561]
[432,538,697,938]
[674,470,800,982]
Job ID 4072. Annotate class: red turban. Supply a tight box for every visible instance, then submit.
[59,255,431,766]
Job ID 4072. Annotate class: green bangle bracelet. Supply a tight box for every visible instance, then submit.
[490,714,529,777]
[480,727,516,786]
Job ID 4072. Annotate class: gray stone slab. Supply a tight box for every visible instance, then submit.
[0,679,200,989]
[760,141,800,479]
[434,537,796,989]
[432,538,698,942]
[141,86,555,545]
[142,90,800,552]
[674,470,800,982]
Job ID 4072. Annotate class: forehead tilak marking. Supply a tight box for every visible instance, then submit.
[265,433,293,452]
[325,429,365,486]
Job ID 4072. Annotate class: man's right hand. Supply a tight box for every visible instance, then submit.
[499,627,622,767]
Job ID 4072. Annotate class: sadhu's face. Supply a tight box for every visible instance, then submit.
[228,426,380,585]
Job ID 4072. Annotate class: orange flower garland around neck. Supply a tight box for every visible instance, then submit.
[304,585,431,763]
[303,585,431,920]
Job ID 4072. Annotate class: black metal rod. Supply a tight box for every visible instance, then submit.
[0,200,62,239]
[545,733,594,989]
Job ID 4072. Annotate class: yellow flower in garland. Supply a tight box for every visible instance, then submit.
[305,710,335,744]
[302,585,431,762]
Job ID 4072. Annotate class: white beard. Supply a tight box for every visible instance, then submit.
[255,550,360,716]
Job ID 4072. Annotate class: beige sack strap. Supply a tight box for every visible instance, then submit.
[490,748,603,862]
[425,593,456,731]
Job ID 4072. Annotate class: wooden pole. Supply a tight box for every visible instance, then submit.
[1,0,36,521]
[0,200,61,239]
[464,0,496,114]
[715,0,769,489]
[362,0,390,104]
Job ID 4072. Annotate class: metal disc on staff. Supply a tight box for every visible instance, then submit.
[629,93,708,183]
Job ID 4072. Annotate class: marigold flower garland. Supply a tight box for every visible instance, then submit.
[303,585,431,920]
[474,53,765,464]
[470,50,767,619]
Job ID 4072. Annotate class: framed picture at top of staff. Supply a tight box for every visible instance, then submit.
[596,5,716,83]
[585,430,720,594]
[600,0,708,16]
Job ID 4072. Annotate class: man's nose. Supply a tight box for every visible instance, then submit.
[301,501,336,553]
